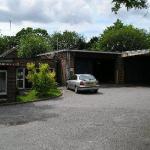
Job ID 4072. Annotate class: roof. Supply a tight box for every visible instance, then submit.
[121,49,150,57]
[0,48,16,58]
[38,49,122,57]
[0,62,19,66]
[38,49,150,58]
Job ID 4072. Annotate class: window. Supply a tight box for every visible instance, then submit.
[25,69,32,89]
[16,68,25,89]
[0,70,7,95]
[79,74,95,80]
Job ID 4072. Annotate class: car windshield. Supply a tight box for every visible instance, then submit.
[79,74,95,80]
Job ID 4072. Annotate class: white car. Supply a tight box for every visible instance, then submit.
[66,74,100,93]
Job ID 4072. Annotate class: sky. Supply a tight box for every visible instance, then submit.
[0,0,150,41]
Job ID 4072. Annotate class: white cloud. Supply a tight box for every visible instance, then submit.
[0,0,93,24]
[0,0,150,39]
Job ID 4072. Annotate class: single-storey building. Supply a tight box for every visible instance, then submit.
[38,49,150,85]
[0,48,150,102]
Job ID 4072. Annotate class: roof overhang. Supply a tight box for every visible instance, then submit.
[0,48,16,58]
[38,49,122,57]
[121,50,150,57]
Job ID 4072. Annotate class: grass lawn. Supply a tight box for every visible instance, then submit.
[16,88,62,103]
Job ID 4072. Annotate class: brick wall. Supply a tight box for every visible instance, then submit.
[56,51,75,85]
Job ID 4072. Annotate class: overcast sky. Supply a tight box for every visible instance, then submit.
[0,0,150,40]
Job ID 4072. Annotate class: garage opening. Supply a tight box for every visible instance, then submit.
[124,56,150,85]
[93,60,115,83]
[56,60,63,85]
[75,58,115,84]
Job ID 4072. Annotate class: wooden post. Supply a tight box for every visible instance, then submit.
[115,57,125,84]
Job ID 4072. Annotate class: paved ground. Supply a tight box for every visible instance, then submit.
[1,86,150,150]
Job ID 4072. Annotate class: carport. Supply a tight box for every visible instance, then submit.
[74,51,119,84]
[38,49,150,86]
[123,51,150,85]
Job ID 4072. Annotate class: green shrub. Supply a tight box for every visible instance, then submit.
[16,89,61,102]
[27,63,56,97]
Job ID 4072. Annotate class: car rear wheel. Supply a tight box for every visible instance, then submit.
[93,89,98,93]
[66,84,69,90]
[75,87,79,93]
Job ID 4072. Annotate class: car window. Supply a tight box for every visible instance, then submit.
[79,75,95,80]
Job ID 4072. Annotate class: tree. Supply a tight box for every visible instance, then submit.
[87,36,99,50]
[50,31,86,50]
[93,20,150,52]
[0,36,16,54]
[16,27,48,39]
[17,33,52,58]
[112,0,148,13]
[27,63,56,97]
[15,27,49,45]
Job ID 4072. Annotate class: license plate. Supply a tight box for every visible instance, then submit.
[86,82,95,86]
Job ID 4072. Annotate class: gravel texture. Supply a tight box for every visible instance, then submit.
[0,86,150,150]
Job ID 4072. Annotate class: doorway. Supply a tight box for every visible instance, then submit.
[0,70,7,95]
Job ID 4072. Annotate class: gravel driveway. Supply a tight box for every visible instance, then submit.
[0,86,150,150]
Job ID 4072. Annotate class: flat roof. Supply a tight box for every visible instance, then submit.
[38,49,150,58]
[38,49,122,57]
[121,49,150,57]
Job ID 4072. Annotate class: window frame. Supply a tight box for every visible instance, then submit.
[16,68,25,90]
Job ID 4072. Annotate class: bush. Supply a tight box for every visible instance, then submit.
[27,63,56,97]
[16,89,61,102]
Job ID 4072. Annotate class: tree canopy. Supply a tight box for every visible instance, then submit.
[91,19,150,52]
[87,37,99,50]
[50,31,86,50]
[1,23,150,56]
[17,33,52,58]
[0,36,16,54]
[16,27,48,38]
[112,0,148,13]
[15,27,52,58]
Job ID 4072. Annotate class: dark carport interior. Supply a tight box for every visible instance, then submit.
[124,55,150,85]
[74,52,118,84]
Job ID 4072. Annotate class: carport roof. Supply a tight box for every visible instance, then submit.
[121,49,150,57]
[38,49,150,58]
[38,49,122,57]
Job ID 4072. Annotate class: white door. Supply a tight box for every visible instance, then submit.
[0,70,7,95]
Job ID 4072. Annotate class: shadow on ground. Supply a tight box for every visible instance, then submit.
[78,91,103,95]
[0,98,62,126]
[66,89,103,95]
